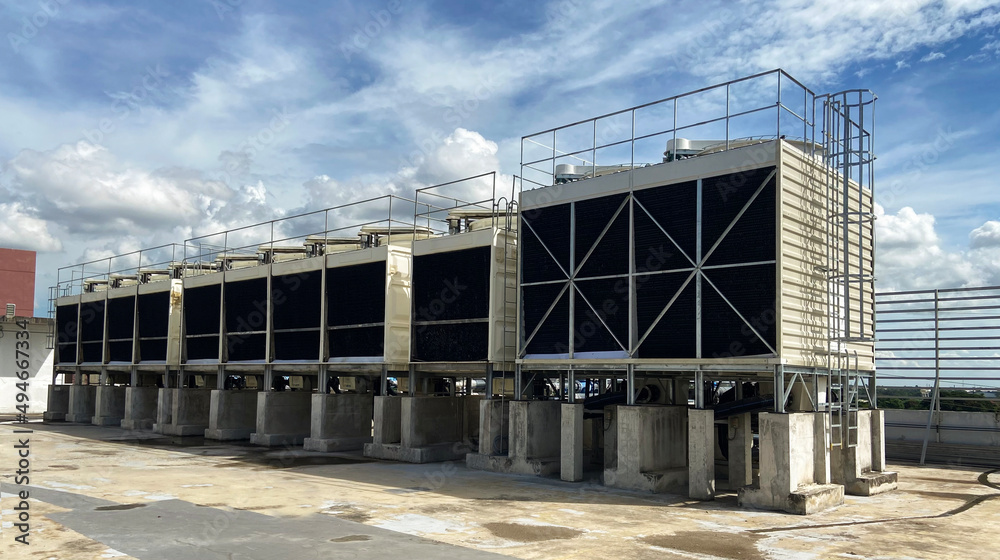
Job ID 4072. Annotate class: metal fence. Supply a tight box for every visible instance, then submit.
[875,285,1000,463]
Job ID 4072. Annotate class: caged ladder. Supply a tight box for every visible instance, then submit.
[819,90,877,450]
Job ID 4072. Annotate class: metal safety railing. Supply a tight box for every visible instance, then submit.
[875,285,1000,463]
[412,172,510,235]
[519,69,818,190]
[184,194,421,269]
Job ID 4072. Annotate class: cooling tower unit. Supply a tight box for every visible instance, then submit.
[326,244,411,366]
[223,273,269,363]
[78,292,106,365]
[519,139,874,371]
[410,226,515,364]
[106,290,135,364]
[55,300,79,366]
[137,282,175,363]
[272,259,323,362]
[183,275,223,363]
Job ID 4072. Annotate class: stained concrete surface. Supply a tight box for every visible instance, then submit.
[3,419,1000,559]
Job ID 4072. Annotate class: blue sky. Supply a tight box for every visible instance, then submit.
[0,0,999,314]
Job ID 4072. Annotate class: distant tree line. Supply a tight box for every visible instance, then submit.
[872,386,1000,412]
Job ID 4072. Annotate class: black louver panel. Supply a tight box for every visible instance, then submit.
[329,326,383,358]
[413,323,488,362]
[107,297,135,340]
[225,278,268,334]
[523,284,569,355]
[412,247,490,321]
[273,271,322,330]
[521,203,571,283]
[328,262,386,327]
[79,301,105,343]
[56,304,78,364]
[182,287,217,336]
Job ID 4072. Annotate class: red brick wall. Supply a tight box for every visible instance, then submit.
[0,248,36,316]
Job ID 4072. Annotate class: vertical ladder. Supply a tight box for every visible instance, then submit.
[46,285,57,350]
[498,197,519,377]
[822,92,872,449]
[493,191,518,455]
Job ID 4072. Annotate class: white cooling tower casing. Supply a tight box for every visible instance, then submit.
[325,244,412,367]
[411,226,516,364]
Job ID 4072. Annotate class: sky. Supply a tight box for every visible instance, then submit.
[0,0,998,316]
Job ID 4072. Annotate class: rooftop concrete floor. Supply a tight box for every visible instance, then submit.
[2,419,999,560]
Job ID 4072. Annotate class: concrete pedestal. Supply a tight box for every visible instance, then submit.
[92,385,128,426]
[831,409,898,496]
[43,385,71,422]
[739,412,844,515]
[204,390,260,441]
[477,399,510,456]
[154,388,212,436]
[303,393,374,452]
[466,400,562,476]
[688,408,715,500]
[365,396,478,463]
[249,391,312,447]
[121,387,159,431]
[561,403,584,482]
[372,395,401,444]
[728,413,754,489]
[603,405,688,493]
[66,385,97,423]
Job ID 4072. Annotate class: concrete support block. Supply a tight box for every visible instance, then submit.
[813,412,832,485]
[831,409,897,496]
[872,409,886,472]
[155,388,213,436]
[43,385,71,422]
[466,400,562,476]
[250,391,312,447]
[66,385,97,423]
[510,400,561,460]
[478,399,510,456]
[462,395,483,451]
[728,413,754,489]
[372,395,401,444]
[92,385,128,426]
[154,387,173,431]
[738,413,844,515]
[303,393,374,452]
[366,396,475,463]
[561,403,584,482]
[121,386,159,431]
[204,390,260,441]
[603,405,688,493]
[687,408,715,500]
[401,396,463,448]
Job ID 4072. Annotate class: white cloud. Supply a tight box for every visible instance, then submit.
[970,221,1000,248]
[3,142,234,234]
[876,205,1000,291]
[0,201,61,252]
[896,60,911,70]
[920,51,946,62]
